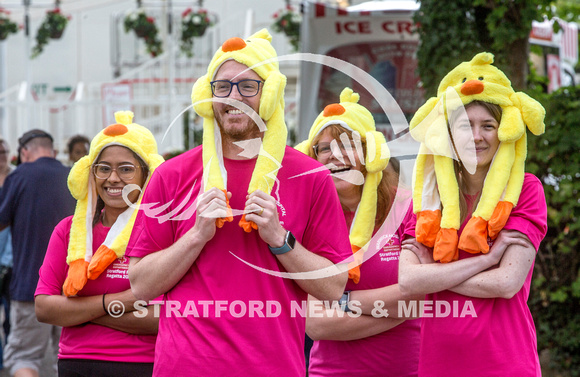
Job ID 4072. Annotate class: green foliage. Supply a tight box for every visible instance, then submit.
[414,0,552,96]
[526,85,580,376]
[31,8,69,59]
[413,0,482,97]
[0,10,18,41]
[271,5,301,51]
[555,0,580,22]
[473,0,541,49]
[124,10,163,57]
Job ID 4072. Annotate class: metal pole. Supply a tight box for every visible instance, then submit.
[167,0,179,151]
[24,0,32,130]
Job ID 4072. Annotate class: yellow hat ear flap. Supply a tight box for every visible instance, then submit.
[147,154,165,173]
[259,71,286,121]
[410,96,441,143]
[68,156,91,200]
[294,140,311,155]
[192,74,214,119]
[365,131,389,173]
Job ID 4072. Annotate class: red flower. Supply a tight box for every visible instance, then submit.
[281,19,287,27]
[52,8,61,14]
[182,8,192,18]
[286,5,293,11]
[199,9,207,14]
[273,12,279,18]
[204,17,209,23]
[147,17,154,24]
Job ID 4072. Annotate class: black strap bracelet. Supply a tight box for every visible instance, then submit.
[102,293,107,314]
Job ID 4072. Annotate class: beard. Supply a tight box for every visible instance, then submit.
[214,109,263,143]
[220,120,261,142]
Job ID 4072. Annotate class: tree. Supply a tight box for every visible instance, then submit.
[526,85,580,376]
[414,0,552,96]
[554,0,580,22]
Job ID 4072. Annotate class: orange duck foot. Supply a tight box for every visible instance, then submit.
[487,201,513,240]
[348,265,361,284]
[62,259,89,297]
[239,214,258,233]
[216,213,234,228]
[433,228,459,263]
[87,245,118,280]
[416,210,442,248]
[348,245,362,284]
[458,216,490,254]
[216,191,234,228]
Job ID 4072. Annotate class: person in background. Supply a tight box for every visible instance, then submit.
[296,88,420,377]
[0,130,76,377]
[126,29,350,376]
[67,135,90,165]
[0,139,14,371]
[35,112,162,377]
[0,139,13,187]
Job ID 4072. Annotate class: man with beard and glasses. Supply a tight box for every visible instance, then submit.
[126,29,351,376]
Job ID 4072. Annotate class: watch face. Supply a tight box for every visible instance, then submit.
[339,291,351,312]
[287,231,296,249]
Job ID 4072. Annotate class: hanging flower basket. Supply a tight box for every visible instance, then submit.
[124,9,163,57]
[31,8,70,58]
[271,5,301,51]
[0,9,19,41]
[50,28,64,39]
[180,8,214,57]
[134,25,150,38]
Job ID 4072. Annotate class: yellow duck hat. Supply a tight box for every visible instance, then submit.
[409,52,545,262]
[296,88,390,283]
[191,28,287,232]
[62,111,164,297]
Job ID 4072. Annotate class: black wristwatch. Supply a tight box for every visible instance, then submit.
[268,230,296,255]
[338,291,352,312]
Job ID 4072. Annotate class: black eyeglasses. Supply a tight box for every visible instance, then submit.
[209,79,263,98]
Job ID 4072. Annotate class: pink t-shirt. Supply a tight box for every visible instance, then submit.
[126,146,352,376]
[417,173,547,377]
[35,216,156,362]
[309,201,421,377]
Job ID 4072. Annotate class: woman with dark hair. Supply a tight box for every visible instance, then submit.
[297,88,420,377]
[35,112,164,377]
